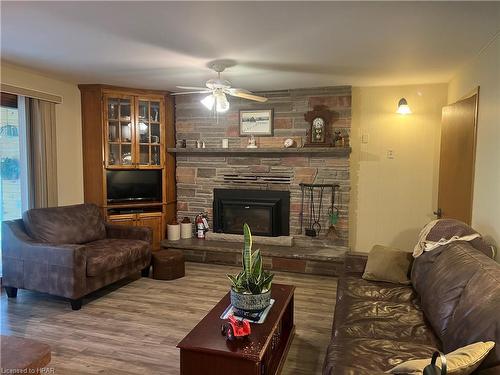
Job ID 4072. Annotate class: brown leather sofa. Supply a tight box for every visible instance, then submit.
[2,204,152,310]
[323,242,500,374]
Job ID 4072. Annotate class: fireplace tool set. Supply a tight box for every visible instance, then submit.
[299,183,340,237]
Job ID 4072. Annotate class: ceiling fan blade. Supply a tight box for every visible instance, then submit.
[176,86,210,90]
[227,89,268,102]
[171,90,212,95]
[227,88,251,94]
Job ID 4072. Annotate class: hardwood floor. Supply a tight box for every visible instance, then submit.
[1,262,337,374]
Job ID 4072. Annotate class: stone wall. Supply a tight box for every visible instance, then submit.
[174,86,351,246]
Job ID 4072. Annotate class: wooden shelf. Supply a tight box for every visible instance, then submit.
[105,201,164,209]
[167,147,351,156]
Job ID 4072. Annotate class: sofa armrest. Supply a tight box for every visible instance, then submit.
[2,219,87,298]
[2,220,86,268]
[344,251,368,273]
[105,223,152,244]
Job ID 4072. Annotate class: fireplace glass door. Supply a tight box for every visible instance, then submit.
[221,203,274,236]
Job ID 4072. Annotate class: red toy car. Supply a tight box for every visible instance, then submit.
[221,314,251,341]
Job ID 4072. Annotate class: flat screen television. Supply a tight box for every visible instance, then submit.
[107,170,162,203]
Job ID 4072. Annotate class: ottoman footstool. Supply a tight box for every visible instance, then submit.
[152,249,185,280]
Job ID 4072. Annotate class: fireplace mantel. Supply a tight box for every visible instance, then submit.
[167,147,351,156]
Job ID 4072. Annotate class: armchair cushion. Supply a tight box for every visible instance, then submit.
[84,238,150,276]
[23,204,106,244]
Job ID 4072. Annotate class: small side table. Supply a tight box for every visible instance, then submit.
[152,249,185,280]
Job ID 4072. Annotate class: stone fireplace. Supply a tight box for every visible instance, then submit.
[213,189,290,237]
[173,86,351,248]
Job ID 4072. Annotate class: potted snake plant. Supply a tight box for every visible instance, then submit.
[227,223,274,312]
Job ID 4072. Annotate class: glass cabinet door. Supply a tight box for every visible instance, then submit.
[137,99,162,167]
[105,95,135,167]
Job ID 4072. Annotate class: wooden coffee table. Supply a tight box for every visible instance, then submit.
[1,335,51,371]
[177,284,295,375]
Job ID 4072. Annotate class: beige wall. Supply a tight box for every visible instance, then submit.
[0,62,84,205]
[350,84,448,252]
[448,35,500,260]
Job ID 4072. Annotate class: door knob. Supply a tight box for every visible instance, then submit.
[433,208,442,219]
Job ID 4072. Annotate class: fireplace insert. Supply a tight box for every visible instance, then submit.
[213,189,290,237]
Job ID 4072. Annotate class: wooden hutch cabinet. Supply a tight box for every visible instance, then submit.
[78,85,176,250]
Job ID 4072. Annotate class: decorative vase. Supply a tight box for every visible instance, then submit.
[230,289,271,312]
[167,223,180,241]
[180,222,192,239]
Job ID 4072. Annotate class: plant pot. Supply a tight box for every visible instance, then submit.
[230,289,271,312]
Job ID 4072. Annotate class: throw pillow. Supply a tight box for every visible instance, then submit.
[387,341,495,375]
[362,245,412,285]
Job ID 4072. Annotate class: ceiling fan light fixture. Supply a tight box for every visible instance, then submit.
[396,98,412,115]
[200,95,215,110]
[215,93,230,113]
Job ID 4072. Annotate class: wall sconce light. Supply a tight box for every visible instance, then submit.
[396,98,412,115]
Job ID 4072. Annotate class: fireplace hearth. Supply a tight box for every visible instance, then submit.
[213,189,290,237]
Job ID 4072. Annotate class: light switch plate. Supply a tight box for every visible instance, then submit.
[361,133,369,144]
[387,150,395,159]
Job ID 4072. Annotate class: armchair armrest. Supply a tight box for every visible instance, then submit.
[105,223,152,244]
[344,251,368,273]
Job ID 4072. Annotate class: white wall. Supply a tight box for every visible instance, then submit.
[350,84,448,252]
[0,62,84,206]
[448,35,500,260]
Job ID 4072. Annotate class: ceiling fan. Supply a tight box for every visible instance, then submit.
[171,62,268,113]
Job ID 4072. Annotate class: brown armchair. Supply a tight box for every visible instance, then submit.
[1,204,152,310]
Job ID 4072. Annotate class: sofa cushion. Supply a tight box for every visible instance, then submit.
[23,204,106,244]
[339,275,417,303]
[84,238,149,276]
[333,298,439,346]
[323,338,436,374]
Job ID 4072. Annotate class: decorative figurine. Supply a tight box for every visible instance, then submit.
[342,131,350,148]
[283,138,296,148]
[333,131,344,147]
[221,314,251,341]
[247,135,257,148]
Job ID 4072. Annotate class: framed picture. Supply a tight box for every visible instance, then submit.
[239,109,274,136]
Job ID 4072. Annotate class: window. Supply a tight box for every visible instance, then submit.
[0,92,28,272]
[0,93,22,222]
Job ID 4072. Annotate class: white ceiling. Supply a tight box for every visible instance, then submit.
[1,1,499,91]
